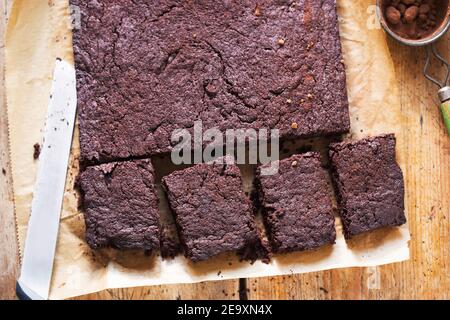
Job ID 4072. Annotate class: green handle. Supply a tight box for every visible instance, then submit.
[440,100,450,137]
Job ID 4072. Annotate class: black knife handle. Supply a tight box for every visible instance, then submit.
[16,281,33,300]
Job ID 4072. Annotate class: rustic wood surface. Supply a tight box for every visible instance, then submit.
[0,1,448,300]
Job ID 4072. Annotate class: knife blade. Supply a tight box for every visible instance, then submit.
[17,59,77,300]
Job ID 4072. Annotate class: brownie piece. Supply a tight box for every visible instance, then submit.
[72,0,349,164]
[329,134,406,238]
[79,159,160,250]
[162,156,268,262]
[255,152,336,253]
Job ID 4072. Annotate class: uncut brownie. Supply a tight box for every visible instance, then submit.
[329,134,406,238]
[255,153,336,253]
[79,159,160,250]
[72,0,350,164]
[162,156,268,262]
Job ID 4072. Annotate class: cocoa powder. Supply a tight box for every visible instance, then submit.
[383,0,449,40]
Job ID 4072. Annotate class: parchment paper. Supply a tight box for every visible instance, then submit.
[6,0,410,299]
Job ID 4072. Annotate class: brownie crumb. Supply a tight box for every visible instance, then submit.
[159,226,182,259]
[237,234,271,264]
[319,287,329,294]
[33,143,41,160]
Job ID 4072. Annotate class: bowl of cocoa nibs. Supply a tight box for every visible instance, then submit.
[377,0,450,45]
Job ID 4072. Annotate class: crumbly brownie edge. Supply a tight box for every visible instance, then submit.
[161,176,191,259]
[159,225,183,259]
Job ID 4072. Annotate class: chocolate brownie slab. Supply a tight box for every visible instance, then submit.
[79,159,160,250]
[255,153,336,253]
[72,0,350,163]
[329,134,406,238]
[162,156,268,262]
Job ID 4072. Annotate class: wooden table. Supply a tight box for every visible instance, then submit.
[1,1,448,300]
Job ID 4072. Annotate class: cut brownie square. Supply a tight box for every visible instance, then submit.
[162,156,268,262]
[255,152,336,253]
[329,134,406,238]
[72,0,349,163]
[79,159,160,250]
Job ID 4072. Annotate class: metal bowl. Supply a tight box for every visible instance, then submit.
[376,0,450,47]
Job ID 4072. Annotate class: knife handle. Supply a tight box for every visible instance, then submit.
[440,100,450,136]
[16,282,32,300]
[438,87,450,136]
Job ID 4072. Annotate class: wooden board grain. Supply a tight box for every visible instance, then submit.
[0,1,448,300]
[73,282,241,300]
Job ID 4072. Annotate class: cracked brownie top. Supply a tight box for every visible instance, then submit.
[329,134,407,238]
[72,0,350,163]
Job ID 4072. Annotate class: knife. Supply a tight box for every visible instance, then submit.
[16,59,77,300]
